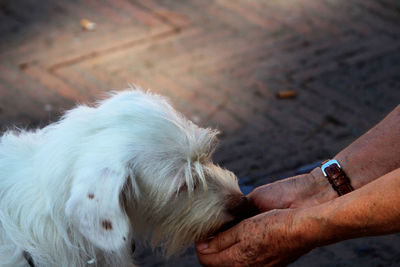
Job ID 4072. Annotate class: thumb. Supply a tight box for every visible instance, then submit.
[196,224,241,254]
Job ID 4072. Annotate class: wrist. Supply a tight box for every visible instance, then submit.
[291,202,343,250]
[289,169,338,208]
[290,207,325,251]
[309,167,339,202]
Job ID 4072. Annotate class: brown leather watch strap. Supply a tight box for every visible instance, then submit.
[321,159,354,196]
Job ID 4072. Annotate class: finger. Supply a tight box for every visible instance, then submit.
[247,185,271,203]
[246,185,264,198]
[196,243,241,267]
[247,187,271,211]
[196,224,241,254]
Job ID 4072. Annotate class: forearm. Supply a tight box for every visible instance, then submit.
[250,105,400,211]
[296,167,400,248]
[334,104,400,189]
[305,105,400,204]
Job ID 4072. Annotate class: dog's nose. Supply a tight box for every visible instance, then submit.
[226,194,258,220]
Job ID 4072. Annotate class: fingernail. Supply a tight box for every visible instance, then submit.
[196,242,209,251]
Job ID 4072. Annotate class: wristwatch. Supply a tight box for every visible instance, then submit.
[321,159,354,196]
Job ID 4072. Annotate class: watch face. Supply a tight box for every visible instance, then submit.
[321,159,341,177]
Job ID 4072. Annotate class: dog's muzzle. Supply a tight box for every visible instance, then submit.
[222,194,259,231]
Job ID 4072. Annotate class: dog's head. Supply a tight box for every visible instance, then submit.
[65,89,250,256]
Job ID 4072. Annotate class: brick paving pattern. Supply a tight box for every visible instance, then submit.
[1,0,400,266]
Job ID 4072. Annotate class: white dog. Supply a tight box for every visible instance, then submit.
[0,89,254,266]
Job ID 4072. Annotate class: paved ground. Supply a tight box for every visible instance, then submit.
[1,0,400,266]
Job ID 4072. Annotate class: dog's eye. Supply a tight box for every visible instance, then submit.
[177,183,198,194]
[177,183,188,194]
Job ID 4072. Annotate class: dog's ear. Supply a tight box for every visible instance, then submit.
[65,168,131,251]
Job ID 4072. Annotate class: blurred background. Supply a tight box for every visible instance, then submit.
[1,0,400,266]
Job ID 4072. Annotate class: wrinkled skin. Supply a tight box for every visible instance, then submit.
[196,209,313,267]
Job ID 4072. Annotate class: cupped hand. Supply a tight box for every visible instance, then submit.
[248,172,336,212]
[196,209,314,267]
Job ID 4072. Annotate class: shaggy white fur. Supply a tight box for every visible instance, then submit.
[0,89,245,266]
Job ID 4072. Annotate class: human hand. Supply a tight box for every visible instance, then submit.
[196,209,314,267]
[248,171,337,212]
